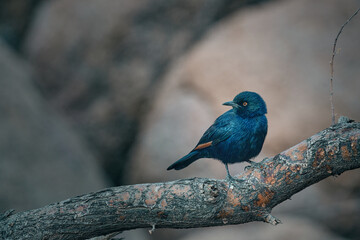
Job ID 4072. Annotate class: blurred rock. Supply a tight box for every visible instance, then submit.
[127,68,217,183]
[0,0,43,50]
[128,0,360,180]
[317,172,360,238]
[0,40,107,212]
[23,0,270,184]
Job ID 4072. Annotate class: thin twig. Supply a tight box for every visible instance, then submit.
[329,7,360,125]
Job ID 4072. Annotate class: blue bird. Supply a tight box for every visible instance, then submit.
[167,91,268,181]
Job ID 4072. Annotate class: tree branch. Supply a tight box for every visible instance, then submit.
[1,120,360,240]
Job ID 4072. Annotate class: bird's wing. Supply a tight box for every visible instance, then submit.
[193,111,233,151]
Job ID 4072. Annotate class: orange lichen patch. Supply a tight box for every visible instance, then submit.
[107,199,116,207]
[194,141,213,150]
[350,136,358,156]
[285,171,292,184]
[263,173,276,185]
[170,185,191,198]
[61,205,89,217]
[325,165,332,174]
[283,141,307,161]
[145,198,156,206]
[134,185,146,192]
[265,175,276,185]
[132,186,145,205]
[241,205,250,212]
[275,164,282,172]
[108,192,131,207]
[341,145,352,161]
[327,146,337,160]
[145,186,165,206]
[120,192,130,202]
[134,190,142,200]
[160,199,168,208]
[75,205,86,212]
[289,165,301,173]
[294,143,307,161]
[262,164,282,185]
[254,189,274,208]
[317,147,325,158]
[227,189,242,207]
[313,148,325,168]
[217,208,234,219]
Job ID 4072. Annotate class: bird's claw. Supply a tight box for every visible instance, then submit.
[226,174,245,184]
[244,165,253,171]
[245,160,262,171]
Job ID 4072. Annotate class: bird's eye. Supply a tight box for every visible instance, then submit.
[242,102,248,107]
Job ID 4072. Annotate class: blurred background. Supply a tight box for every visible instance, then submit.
[0,0,360,239]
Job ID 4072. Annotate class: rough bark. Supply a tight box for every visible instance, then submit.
[1,120,359,240]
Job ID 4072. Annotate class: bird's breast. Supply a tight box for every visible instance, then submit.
[213,115,267,164]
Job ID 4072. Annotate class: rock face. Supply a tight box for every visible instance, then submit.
[127,68,217,183]
[23,0,268,184]
[0,0,43,50]
[0,40,107,211]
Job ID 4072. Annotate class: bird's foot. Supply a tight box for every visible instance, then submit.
[244,160,262,171]
[225,174,245,185]
[224,163,244,186]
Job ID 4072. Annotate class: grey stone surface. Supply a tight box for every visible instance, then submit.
[0,40,108,211]
[23,0,267,184]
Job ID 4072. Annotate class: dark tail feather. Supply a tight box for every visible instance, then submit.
[167,152,199,170]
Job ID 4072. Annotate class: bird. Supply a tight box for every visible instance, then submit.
[167,91,268,182]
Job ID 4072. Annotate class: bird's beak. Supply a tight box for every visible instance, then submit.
[223,101,241,108]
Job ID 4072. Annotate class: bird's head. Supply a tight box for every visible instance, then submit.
[223,91,267,118]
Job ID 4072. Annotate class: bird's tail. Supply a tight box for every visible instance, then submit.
[167,152,199,170]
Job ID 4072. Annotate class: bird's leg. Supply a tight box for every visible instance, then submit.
[225,163,232,179]
[225,163,244,183]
